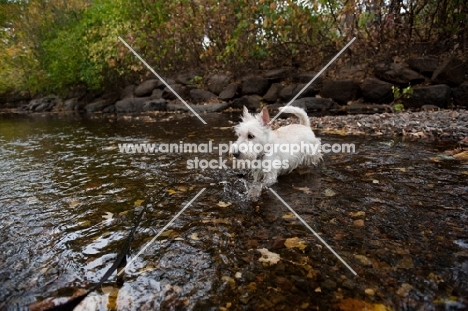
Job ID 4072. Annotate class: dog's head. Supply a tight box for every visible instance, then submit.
[231,106,271,160]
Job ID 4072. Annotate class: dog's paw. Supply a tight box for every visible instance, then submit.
[247,183,263,201]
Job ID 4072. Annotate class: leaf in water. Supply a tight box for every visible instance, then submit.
[167,189,177,195]
[282,213,295,219]
[68,199,80,208]
[292,185,312,194]
[257,248,280,265]
[453,151,468,160]
[176,185,188,192]
[134,199,144,206]
[190,233,199,240]
[284,237,307,251]
[217,201,232,208]
[324,188,336,197]
[102,212,113,220]
[372,179,379,184]
[349,211,366,218]
[334,298,392,311]
[396,283,413,297]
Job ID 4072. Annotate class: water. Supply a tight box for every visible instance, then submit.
[0,112,467,310]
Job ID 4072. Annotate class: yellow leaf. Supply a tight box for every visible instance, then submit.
[134,199,144,206]
[324,188,336,197]
[167,189,177,195]
[284,237,307,251]
[453,151,468,160]
[349,211,366,218]
[282,213,295,219]
[102,212,113,220]
[217,201,232,208]
[190,233,199,240]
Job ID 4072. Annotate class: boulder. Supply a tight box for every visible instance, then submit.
[190,89,217,104]
[142,99,167,111]
[290,97,339,112]
[431,56,467,87]
[102,105,115,113]
[28,96,61,112]
[263,83,283,103]
[292,72,323,85]
[374,63,425,85]
[295,83,320,99]
[231,95,262,111]
[150,88,164,99]
[219,83,239,101]
[360,78,393,103]
[241,76,270,96]
[115,97,151,113]
[84,98,114,113]
[176,70,204,85]
[264,68,291,81]
[162,84,188,100]
[321,80,360,105]
[402,84,452,108]
[407,57,438,76]
[279,84,297,102]
[207,74,231,95]
[134,79,162,97]
[453,82,468,107]
[63,98,79,111]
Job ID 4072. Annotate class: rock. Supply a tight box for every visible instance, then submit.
[407,57,438,76]
[346,103,390,114]
[219,83,239,101]
[374,63,425,85]
[102,105,115,113]
[293,72,323,85]
[402,84,452,108]
[142,99,167,111]
[134,79,162,97]
[342,279,356,290]
[291,97,339,112]
[190,89,217,104]
[207,74,231,95]
[263,83,283,103]
[320,279,337,291]
[241,76,270,96]
[63,98,79,111]
[353,219,365,227]
[150,88,164,99]
[264,68,291,81]
[84,98,114,113]
[120,84,135,98]
[360,78,393,103]
[337,64,367,81]
[231,95,262,111]
[321,80,360,105]
[295,83,320,99]
[28,96,62,112]
[354,254,372,266]
[431,56,467,87]
[115,97,151,113]
[162,84,188,100]
[176,70,204,85]
[166,101,228,112]
[279,84,297,102]
[453,82,468,107]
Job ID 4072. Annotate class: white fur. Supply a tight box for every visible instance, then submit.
[232,106,322,199]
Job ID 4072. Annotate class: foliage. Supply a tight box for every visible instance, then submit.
[0,0,466,96]
[392,84,414,111]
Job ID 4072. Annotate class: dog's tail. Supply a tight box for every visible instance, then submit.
[280,106,310,127]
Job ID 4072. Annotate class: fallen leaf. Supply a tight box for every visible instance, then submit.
[68,199,80,208]
[217,201,232,208]
[396,283,413,297]
[349,211,366,217]
[284,237,307,251]
[282,213,295,219]
[324,188,336,197]
[372,179,379,184]
[354,254,372,266]
[190,233,199,240]
[167,189,177,195]
[134,199,144,206]
[453,151,468,160]
[102,212,113,220]
[257,248,280,265]
[334,298,392,311]
[292,185,312,194]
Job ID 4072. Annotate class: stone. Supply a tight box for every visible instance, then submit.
[115,97,151,113]
[346,103,390,114]
[453,82,468,107]
[219,83,238,101]
[207,74,231,95]
[320,279,337,291]
[279,84,297,102]
[176,70,204,85]
[28,96,61,112]
[402,84,452,108]
[241,76,270,96]
[374,63,425,85]
[291,97,339,112]
[294,83,320,99]
[142,99,167,111]
[407,57,438,76]
[263,83,283,103]
[63,98,79,111]
[360,78,393,103]
[102,105,115,113]
[264,68,291,81]
[190,89,217,103]
[150,88,164,99]
[321,80,360,105]
[84,99,114,113]
[231,95,262,111]
[162,84,188,100]
[431,56,467,87]
[293,72,323,85]
[134,79,162,97]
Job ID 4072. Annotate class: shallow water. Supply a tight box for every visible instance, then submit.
[0,112,467,311]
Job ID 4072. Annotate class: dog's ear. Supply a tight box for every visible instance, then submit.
[243,106,249,116]
[260,107,270,126]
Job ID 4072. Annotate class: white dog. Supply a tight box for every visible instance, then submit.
[231,106,322,199]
